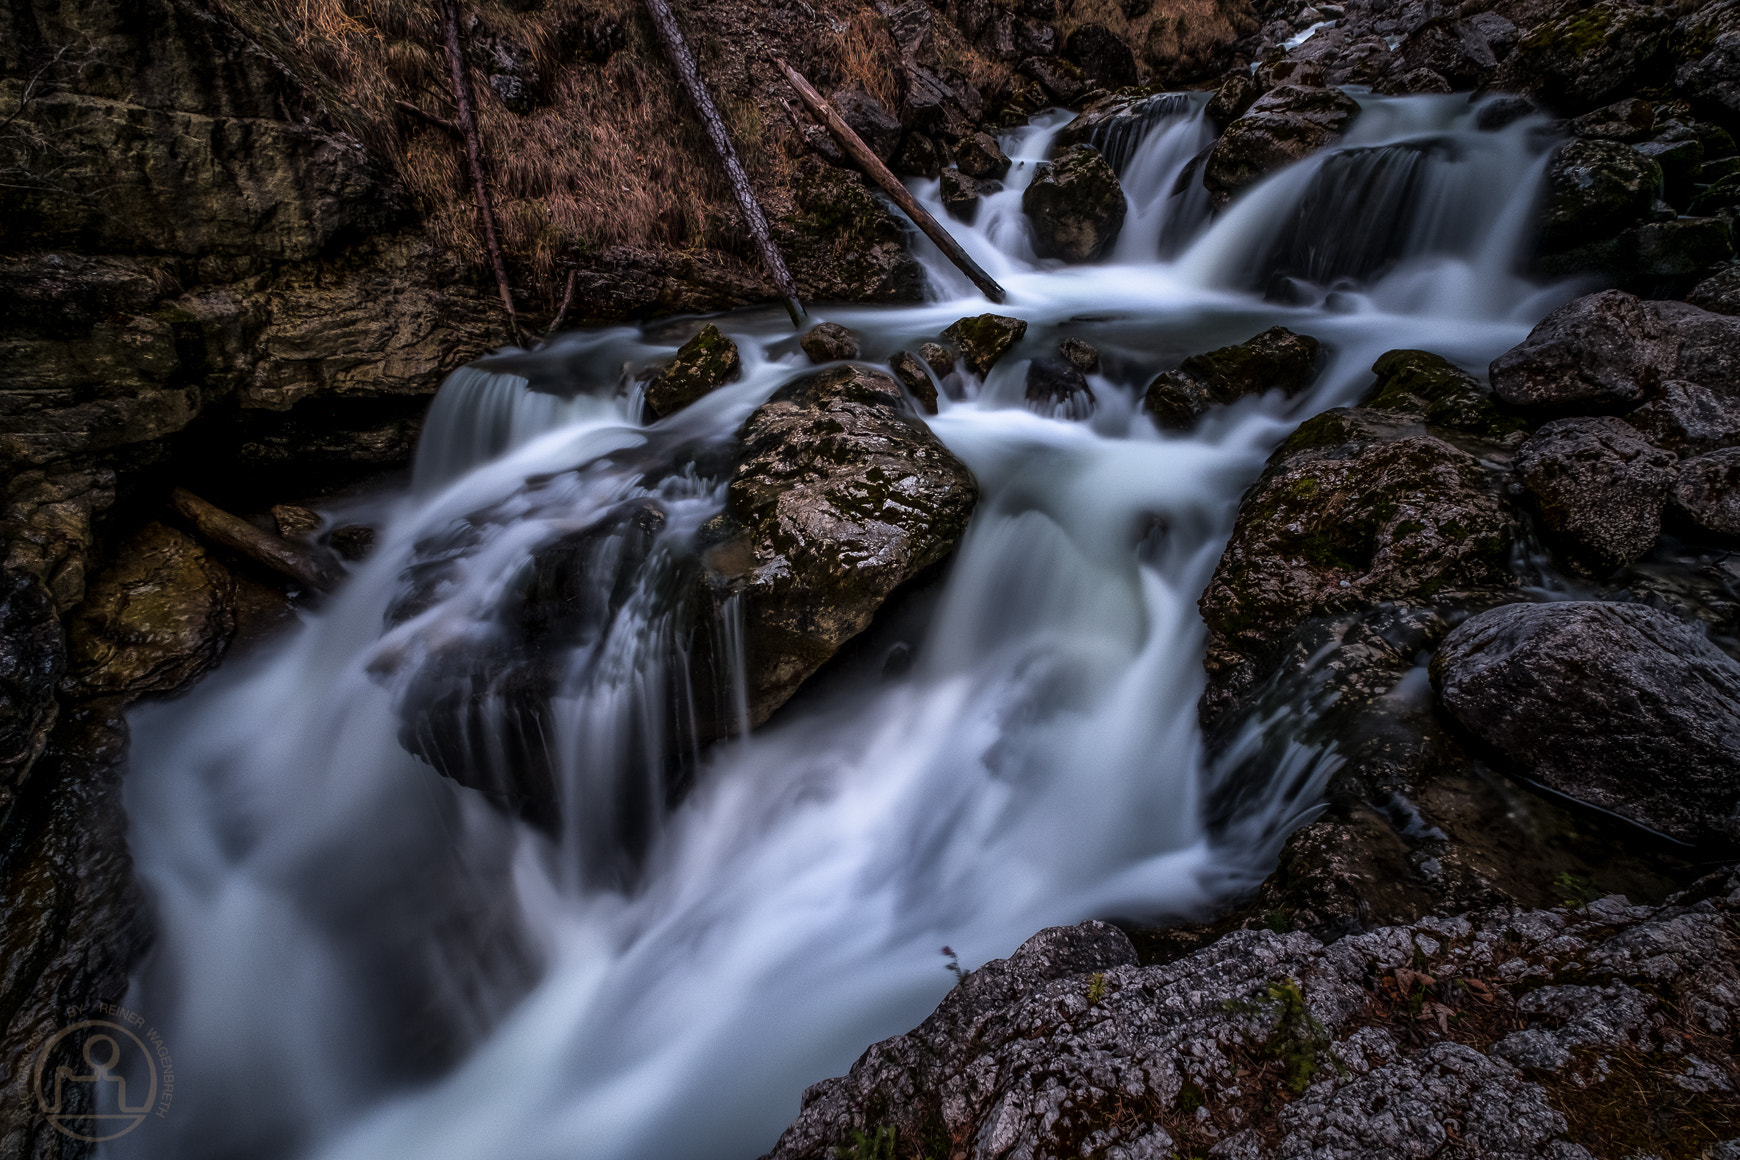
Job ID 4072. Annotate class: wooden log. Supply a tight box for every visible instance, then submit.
[774,58,1008,305]
[642,0,805,328]
[395,98,462,138]
[439,0,521,339]
[170,488,341,592]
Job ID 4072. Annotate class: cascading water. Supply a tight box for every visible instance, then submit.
[113,91,1571,1160]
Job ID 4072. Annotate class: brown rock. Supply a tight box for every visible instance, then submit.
[644,324,741,418]
[799,322,861,364]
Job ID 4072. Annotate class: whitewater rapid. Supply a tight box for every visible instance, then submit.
[113,91,1570,1160]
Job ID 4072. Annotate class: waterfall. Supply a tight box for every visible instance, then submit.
[111,90,1570,1160]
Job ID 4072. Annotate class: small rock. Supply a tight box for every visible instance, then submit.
[1204,84,1362,199]
[1058,337,1099,373]
[1625,381,1740,453]
[1488,290,1672,412]
[1514,416,1679,569]
[943,313,1028,376]
[941,167,998,223]
[1024,356,1095,419]
[890,350,940,414]
[954,131,1012,179]
[799,322,861,364]
[1142,326,1321,430]
[1432,600,1740,846]
[918,341,956,377]
[271,503,322,540]
[1063,24,1137,90]
[644,324,741,418]
[329,525,376,561]
[831,83,903,163]
[1206,71,1262,131]
[893,131,942,178]
[1020,55,1089,104]
[1023,144,1126,262]
[1673,448,1740,537]
[1360,349,1522,439]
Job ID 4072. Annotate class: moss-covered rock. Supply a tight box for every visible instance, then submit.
[943,313,1029,376]
[1204,84,1361,199]
[644,324,743,418]
[1359,349,1526,439]
[1494,0,1675,116]
[1143,326,1321,431]
[1538,139,1663,252]
[1022,145,1127,262]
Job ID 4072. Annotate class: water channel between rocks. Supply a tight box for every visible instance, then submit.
[112,91,1575,1160]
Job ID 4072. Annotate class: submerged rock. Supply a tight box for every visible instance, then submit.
[1434,601,1740,846]
[644,324,741,417]
[1514,416,1679,570]
[1024,356,1095,419]
[1204,84,1361,199]
[943,313,1029,375]
[1142,326,1321,430]
[799,322,860,364]
[708,366,978,725]
[1022,145,1126,262]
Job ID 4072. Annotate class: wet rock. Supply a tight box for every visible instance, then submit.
[1551,216,1738,298]
[1674,448,1740,537]
[889,350,940,414]
[1494,0,1674,116]
[1626,380,1740,453]
[1434,601,1740,846]
[1488,290,1674,412]
[1199,410,1516,716]
[768,885,1740,1160]
[799,322,861,364]
[63,521,236,701]
[892,130,941,178]
[1020,55,1089,104]
[271,503,322,540]
[1058,336,1100,373]
[943,313,1028,376]
[329,524,377,561]
[1063,23,1138,90]
[1571,98,1657,142]
[644,324,742,418]
[1539,139,1663,252]
[1024,356,1096,419]
[1688,263,1740,314]
[1023,145,1126,262]
[919,341,957,378]
[831,83,903,163]
[941,167,999,223]
[710,366,978,724]
[1142,326,1321,430]
[1359,349,1524,439]
[0,570,63,796]
[1206,71,1262,131]
[1514,416,1679,570]
[954,131,1012,179]
[1398,19,1498,88]
[1204,84,1362,199]
[1467,11,1520,59]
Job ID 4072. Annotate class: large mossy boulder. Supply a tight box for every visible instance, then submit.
[1493,0,1675,116]
[1359,349,1525,440]
[1143,326,1320,431]
[1538,140,1663,251]
[706,366,979,725]
[1514,416,1679,570]
[1203,84,1361,199]
[1433,600,1740,847]
[1022,145,1126,262]
[644,324,741,418]
[1198,408,1517,722]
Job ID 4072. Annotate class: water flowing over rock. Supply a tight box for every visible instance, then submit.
[943,313,1028,375]
[644,324,742,417]
[767,879,1740,1160]
[1515,417,1679,570]
[1143,327,1320,430]
[1204,84,1361,199]
[1023,356,1096,419]
[1434,601,1740,846]
[1022,144,1127,262]
[707,366,979,726]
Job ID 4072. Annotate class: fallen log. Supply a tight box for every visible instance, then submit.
[642,0,805,328]
[395,98,462,139]
[170,488,341,592]
[439,0,521,339]
[774,58,1008,305]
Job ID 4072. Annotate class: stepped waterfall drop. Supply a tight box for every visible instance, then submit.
[114,92,1570,1160]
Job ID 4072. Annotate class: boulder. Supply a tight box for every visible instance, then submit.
[63,521,236,701]
[644,324,741,417]
[1063,24,1138,90]
[1625,380,1740,452]
[709,367,979,723]
[1673,447,1740,536]
[1022,145,1126,262]
[1688,263,1740,314]
[1493,0,1674,116]
[918,341,957,377]
[1204,84,1362,198]
[1206,71,1262,131]
[1433,600,1740,846]
[830,84,903,163]
[941,168,999,223]
[954,131,1012,179]
[1569,98,1656,142]
[0,569,63,797]
[1673,0,1740,126]
[1488,290,1673,412]
[1199,409,1516,716]
[1359,349,1524,439]
[943,313,1028,375]
[1024,356,1095,419]
[1020,55,1089,104]
[1538,140,1663,252]
[1058,337,1100,373]
[1398,19,1499,87]
[893,131,942,179]
[890,350,940,413]
[1143,326,1320,430]
[1514,416,1679,569]
[1376,68,1453,95]
[799,322,861,364]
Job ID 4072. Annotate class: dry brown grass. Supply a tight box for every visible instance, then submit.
[1060,0,1257,84]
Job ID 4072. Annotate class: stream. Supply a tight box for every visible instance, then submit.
[112,90,1573,1160]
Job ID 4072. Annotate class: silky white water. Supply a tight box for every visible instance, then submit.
[114,91,1571,1160]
